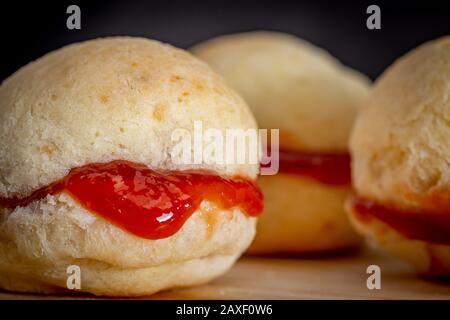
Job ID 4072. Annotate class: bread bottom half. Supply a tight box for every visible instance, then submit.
[0,254,238,296]
[347,203,450,277]
[248,174,360,254]
[0,193,256,296]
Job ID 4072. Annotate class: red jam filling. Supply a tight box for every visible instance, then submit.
[0,161,263,239]
[268,149,351,186]
[350,196,450,245]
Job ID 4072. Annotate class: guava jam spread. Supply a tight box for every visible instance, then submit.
[350,196,450,245]
[262,149,351,186]
[0,161,263,239]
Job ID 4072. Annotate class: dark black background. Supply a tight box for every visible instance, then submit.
[1,0,449,82]
[1,300,449,317]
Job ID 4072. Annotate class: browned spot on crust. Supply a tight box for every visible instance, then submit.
[177,91,190,103]
[100,95,109,104]
[51,94,58,101]
[170,75,182,82]
[131,62,138,67]
[37,144,56,156]
[199,206,219,240]
[152,104,165,121]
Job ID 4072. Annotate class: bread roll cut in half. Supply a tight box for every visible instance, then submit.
[193,32,370,254]
[0,37,263,296]
[347,37,450,276]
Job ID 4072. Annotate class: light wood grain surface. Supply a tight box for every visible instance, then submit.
[1,248,449,300]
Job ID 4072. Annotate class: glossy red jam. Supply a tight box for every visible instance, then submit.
[0,161,263,239]
[266,149,351,186]
[350,196,450,245]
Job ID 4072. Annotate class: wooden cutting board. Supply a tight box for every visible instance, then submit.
[1,248,450,300]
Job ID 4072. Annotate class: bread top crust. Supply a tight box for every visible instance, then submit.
[351,37,450,211]
[192,31,371,153]
[0,37,259,198]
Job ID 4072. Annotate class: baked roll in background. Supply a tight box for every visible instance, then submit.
[347,37,450,276]
[192,32,370,254]
[0,37,263,296]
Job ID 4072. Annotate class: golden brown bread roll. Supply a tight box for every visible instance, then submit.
[193,32,370,254]
[347,37,450,276]
[0,37,263,296]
